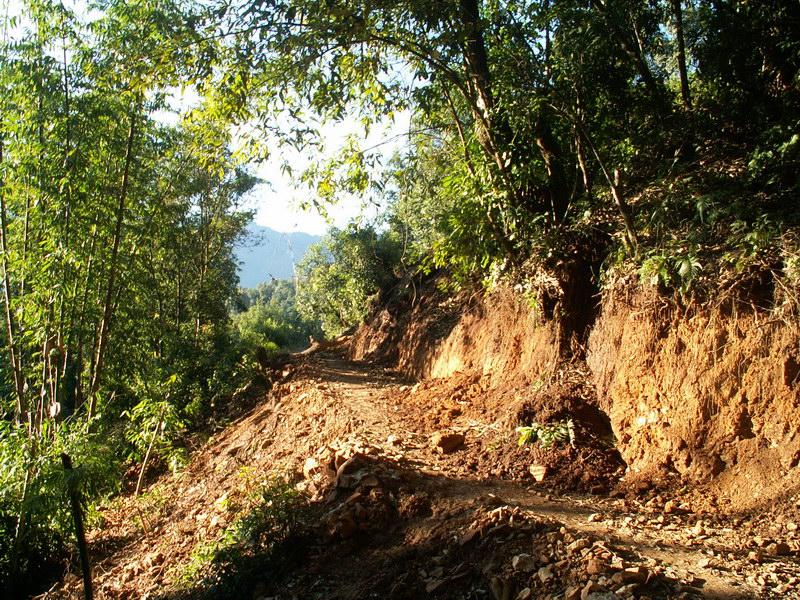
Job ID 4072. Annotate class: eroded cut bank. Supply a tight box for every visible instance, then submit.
[352,279,800,510]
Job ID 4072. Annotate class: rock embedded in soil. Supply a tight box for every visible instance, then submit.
[620,566,649,583]
[537,564,554,582]
[767,541,792,556]
[580,581,606,600]
[565,585,583,600]
[568,538,591,555]
[431,431,465,454]
[511,553,537,573]
[529,464,548,482]
[303,456,320,479]
[586,558,610,575]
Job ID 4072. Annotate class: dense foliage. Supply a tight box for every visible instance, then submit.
[214,0,800,296]
[0,2,252,595]
[233,279,322,351]
[296,225,402,337]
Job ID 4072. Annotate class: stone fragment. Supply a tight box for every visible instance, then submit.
[515,587,532,600]
[565,586,582,600]
[616,584,639,597]
[767,541,792,556]
[425,579,445,593]
[587,559,609,575]
[460,525,481,545]
[621,566,648,583]
[568,538,591,555]
[431,432,465,454]
[697,557,712,568]
[581,582,604,600]
[610,556,626,570]
[537,565,554,583]
[529,464,548,482]
[302,457,320,479]
[512,553,537,573]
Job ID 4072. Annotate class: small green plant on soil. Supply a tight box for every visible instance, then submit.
[516,419,576,449]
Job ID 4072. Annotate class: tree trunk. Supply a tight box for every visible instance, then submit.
[534,114,570,224]
[88,108,138,417]
[459,0,516,194]
[671,0,691,109]
[589,0,664,108]
[0,135,26,420]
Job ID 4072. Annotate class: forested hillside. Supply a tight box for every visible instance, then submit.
[1,0,799,598]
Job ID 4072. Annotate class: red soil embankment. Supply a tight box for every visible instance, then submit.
[352,281,800,509]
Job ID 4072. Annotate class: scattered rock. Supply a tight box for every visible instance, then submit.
[515,587,531,600]
[565,585,583,600]
[767,541,792,556]
[303,457,321,479]
[537,564,554,583]
[581,581,604,600]
[529,464,548,482]
[620,566,648,583]
[425,579,446,593]
[567,538,591,555]
[586,558,609,575]
[460,525,481,545]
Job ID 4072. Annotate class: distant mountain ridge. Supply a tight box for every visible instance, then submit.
[235,224,321,288]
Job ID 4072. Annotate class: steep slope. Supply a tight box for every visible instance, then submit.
[352,280,800,512]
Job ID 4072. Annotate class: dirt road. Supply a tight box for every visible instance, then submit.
[48,351,798,599]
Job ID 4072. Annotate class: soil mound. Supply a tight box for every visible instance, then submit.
[354,277,800,512]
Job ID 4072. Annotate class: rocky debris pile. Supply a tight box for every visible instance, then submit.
[454,505,702,600]
[585,494,800,598]
[296,439,406,540]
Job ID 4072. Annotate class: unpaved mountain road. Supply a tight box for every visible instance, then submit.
[278,353,783,600]
[47,351,798,599]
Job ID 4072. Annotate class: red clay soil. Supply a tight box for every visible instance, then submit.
[354,280,800,514]
[43,349,800,600]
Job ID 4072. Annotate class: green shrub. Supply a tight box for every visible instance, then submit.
[516,419,576,449]
[0,420,121,598]
[175,478,312,599]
